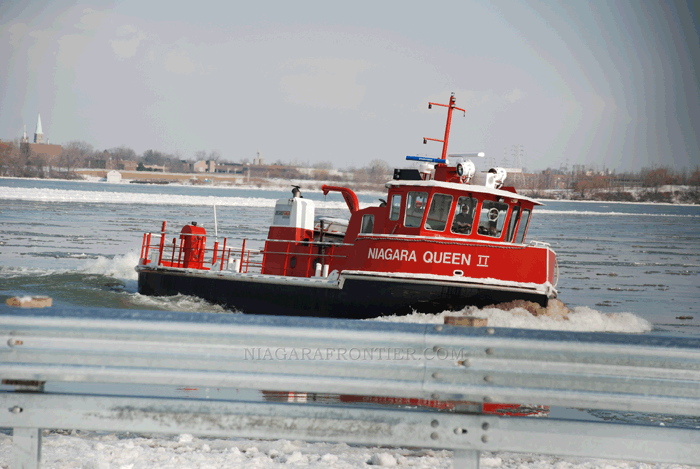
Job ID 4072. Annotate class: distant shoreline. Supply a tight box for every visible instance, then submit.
[2,172,698,205]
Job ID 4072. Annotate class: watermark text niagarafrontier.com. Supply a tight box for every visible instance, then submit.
[244,347,466,361]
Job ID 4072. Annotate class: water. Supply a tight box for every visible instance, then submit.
[1,177,699,336]
[2,178,699,434]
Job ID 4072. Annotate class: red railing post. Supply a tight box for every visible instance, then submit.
[241,239,246,272]
[157,221,166,266]
[177,238,184,267]
[170,238,176,266]
[140,233,147,261]
[307,242,313,276]
[144,233,152,263]
[220,238,227,271]
[212,241,219,265]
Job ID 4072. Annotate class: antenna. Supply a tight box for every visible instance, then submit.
[423,92,466,161]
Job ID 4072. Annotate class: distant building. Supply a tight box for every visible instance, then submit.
[192,160,208,172]
[20,114,62,160]
[213,162,243,173]
[296,167,343,178]
[253,150,265,166]
[119,160,138,171]
[106,170,122,183]
[34,114,44,143]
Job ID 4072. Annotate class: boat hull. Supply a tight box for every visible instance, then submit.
[137,268,549,319]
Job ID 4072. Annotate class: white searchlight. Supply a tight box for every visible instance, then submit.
[456,160,476,183]
[485,167,508,189]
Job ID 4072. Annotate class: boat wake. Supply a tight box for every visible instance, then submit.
[80,252,140,282]
[130,292,235,314]
[372,302,653,333]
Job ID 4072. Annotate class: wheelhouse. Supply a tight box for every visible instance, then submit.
[342,180,542,246]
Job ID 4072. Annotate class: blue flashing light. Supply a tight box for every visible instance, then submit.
[406,156,447,164]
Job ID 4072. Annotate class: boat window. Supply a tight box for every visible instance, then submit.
[404,191,428,228]
[424,194,453,232]
[360,214,375,234]
[451,196,477,235]
[514,209,531,244]
[505,206,521,242]
[389,194,402,221]
[477,200,509,238]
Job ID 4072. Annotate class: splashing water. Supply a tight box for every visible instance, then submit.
[373,303,653,333]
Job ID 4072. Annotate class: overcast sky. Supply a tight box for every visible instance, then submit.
[1,0,698,172]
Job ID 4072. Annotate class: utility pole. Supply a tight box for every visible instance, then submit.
[510,144,524,187]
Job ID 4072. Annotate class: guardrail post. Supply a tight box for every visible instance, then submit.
[454,450,480,469]
[13,427,42,469]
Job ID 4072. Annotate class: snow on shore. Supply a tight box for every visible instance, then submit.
[0,431,694,469]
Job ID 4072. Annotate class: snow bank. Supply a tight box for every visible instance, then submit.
[0,431,691,469]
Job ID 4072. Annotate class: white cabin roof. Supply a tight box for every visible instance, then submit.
[385,179,544,206]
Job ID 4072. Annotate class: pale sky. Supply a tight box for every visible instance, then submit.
[1,0,698,172]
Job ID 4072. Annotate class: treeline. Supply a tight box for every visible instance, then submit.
[0,139,393,183]
[520,166,700,204]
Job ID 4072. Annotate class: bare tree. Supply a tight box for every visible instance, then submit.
[142,150,170,167]
[0,140,24,177]
[313,160,334,170]
[208,150,221,162]
[367,159,390,183]
[109,146,137,169]
[61,141,94,174]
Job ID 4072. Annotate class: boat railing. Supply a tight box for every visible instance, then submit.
[262,238,351,277]
[138,223,349,277]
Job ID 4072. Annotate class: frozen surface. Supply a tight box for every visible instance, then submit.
[0,186,367,209]
[0,431,695,469]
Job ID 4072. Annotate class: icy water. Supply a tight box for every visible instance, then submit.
[1,178,699,336]
[2,177,700,447]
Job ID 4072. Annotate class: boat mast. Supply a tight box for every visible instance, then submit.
[424,92,466,161]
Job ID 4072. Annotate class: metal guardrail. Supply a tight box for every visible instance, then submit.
[1,306,699,468]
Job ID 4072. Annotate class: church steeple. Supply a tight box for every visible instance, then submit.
[34,114,44,144]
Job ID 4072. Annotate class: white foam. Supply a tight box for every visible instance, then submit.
[0,187,365,210]
[0,266,58,278]
[374,305,653,333]
[130,292,233,314]
[80,252,140,281]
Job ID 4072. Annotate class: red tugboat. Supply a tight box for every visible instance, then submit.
[136,93,558,318]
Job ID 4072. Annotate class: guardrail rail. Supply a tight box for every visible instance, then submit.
[1,306,699,468]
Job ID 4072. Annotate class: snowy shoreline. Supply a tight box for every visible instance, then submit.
[1,430,695,469]
[2,175,699,205]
